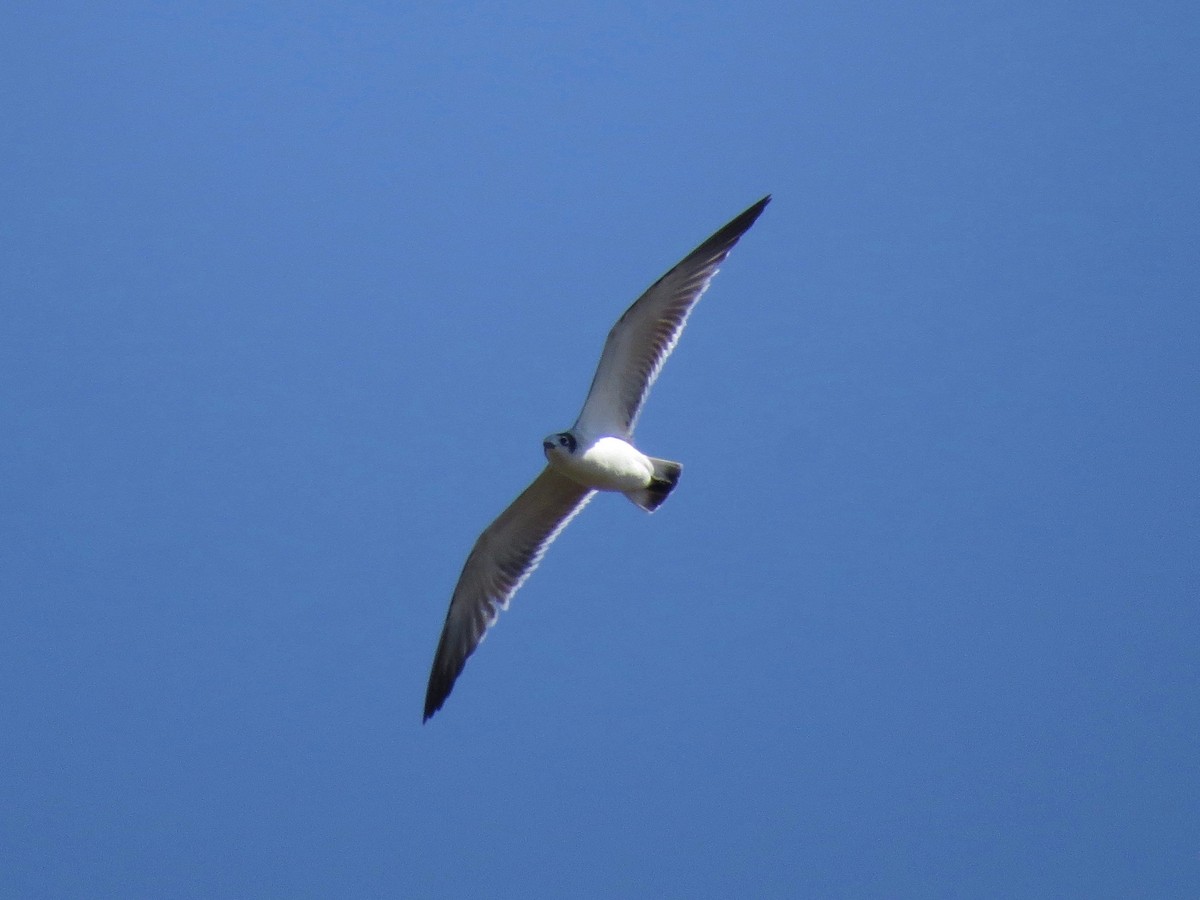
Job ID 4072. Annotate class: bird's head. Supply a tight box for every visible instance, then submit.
[542,431,578,459]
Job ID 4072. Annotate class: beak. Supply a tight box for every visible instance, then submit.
[542,441,555,451]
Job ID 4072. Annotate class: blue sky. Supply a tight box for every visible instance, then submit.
[2,2,1197,897]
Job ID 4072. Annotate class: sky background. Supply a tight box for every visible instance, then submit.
[2,2,1198,897]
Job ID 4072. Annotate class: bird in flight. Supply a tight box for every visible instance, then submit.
[423,195,770,721]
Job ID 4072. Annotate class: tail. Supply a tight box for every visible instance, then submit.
[625,457,683,513]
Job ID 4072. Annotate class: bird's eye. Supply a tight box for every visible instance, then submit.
[558,435,569,446]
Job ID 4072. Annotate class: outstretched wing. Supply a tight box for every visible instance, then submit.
[423,467,594,721]
[573,196,770,438]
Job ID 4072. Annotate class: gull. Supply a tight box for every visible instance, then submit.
[423,196,770,721]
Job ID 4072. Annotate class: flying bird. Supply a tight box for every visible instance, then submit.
[423,196,770,721]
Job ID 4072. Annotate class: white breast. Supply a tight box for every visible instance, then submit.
[553,436,653,492]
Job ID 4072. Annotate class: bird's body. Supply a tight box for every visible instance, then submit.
[423,195,770,721]
[546,433,655,493]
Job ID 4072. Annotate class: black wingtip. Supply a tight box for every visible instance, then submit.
[422,659,450,722]
[679,194,771,268]
[424,643,471,722]
[423,676,451,723]
[737,194,771,227]
[422,698,441,724]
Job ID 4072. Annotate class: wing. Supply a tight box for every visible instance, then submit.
[573,195,770,438]
[423,466,594,721]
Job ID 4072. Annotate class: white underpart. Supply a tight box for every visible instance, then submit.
[548,436,653,492]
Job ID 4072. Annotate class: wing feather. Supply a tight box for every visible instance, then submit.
[423,467,594,720]
[574,196,770,437]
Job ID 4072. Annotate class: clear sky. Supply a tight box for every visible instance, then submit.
[2,3,1197,897]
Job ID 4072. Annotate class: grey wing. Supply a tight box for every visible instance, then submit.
[423,467,594,721]
[573,195,770,438]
